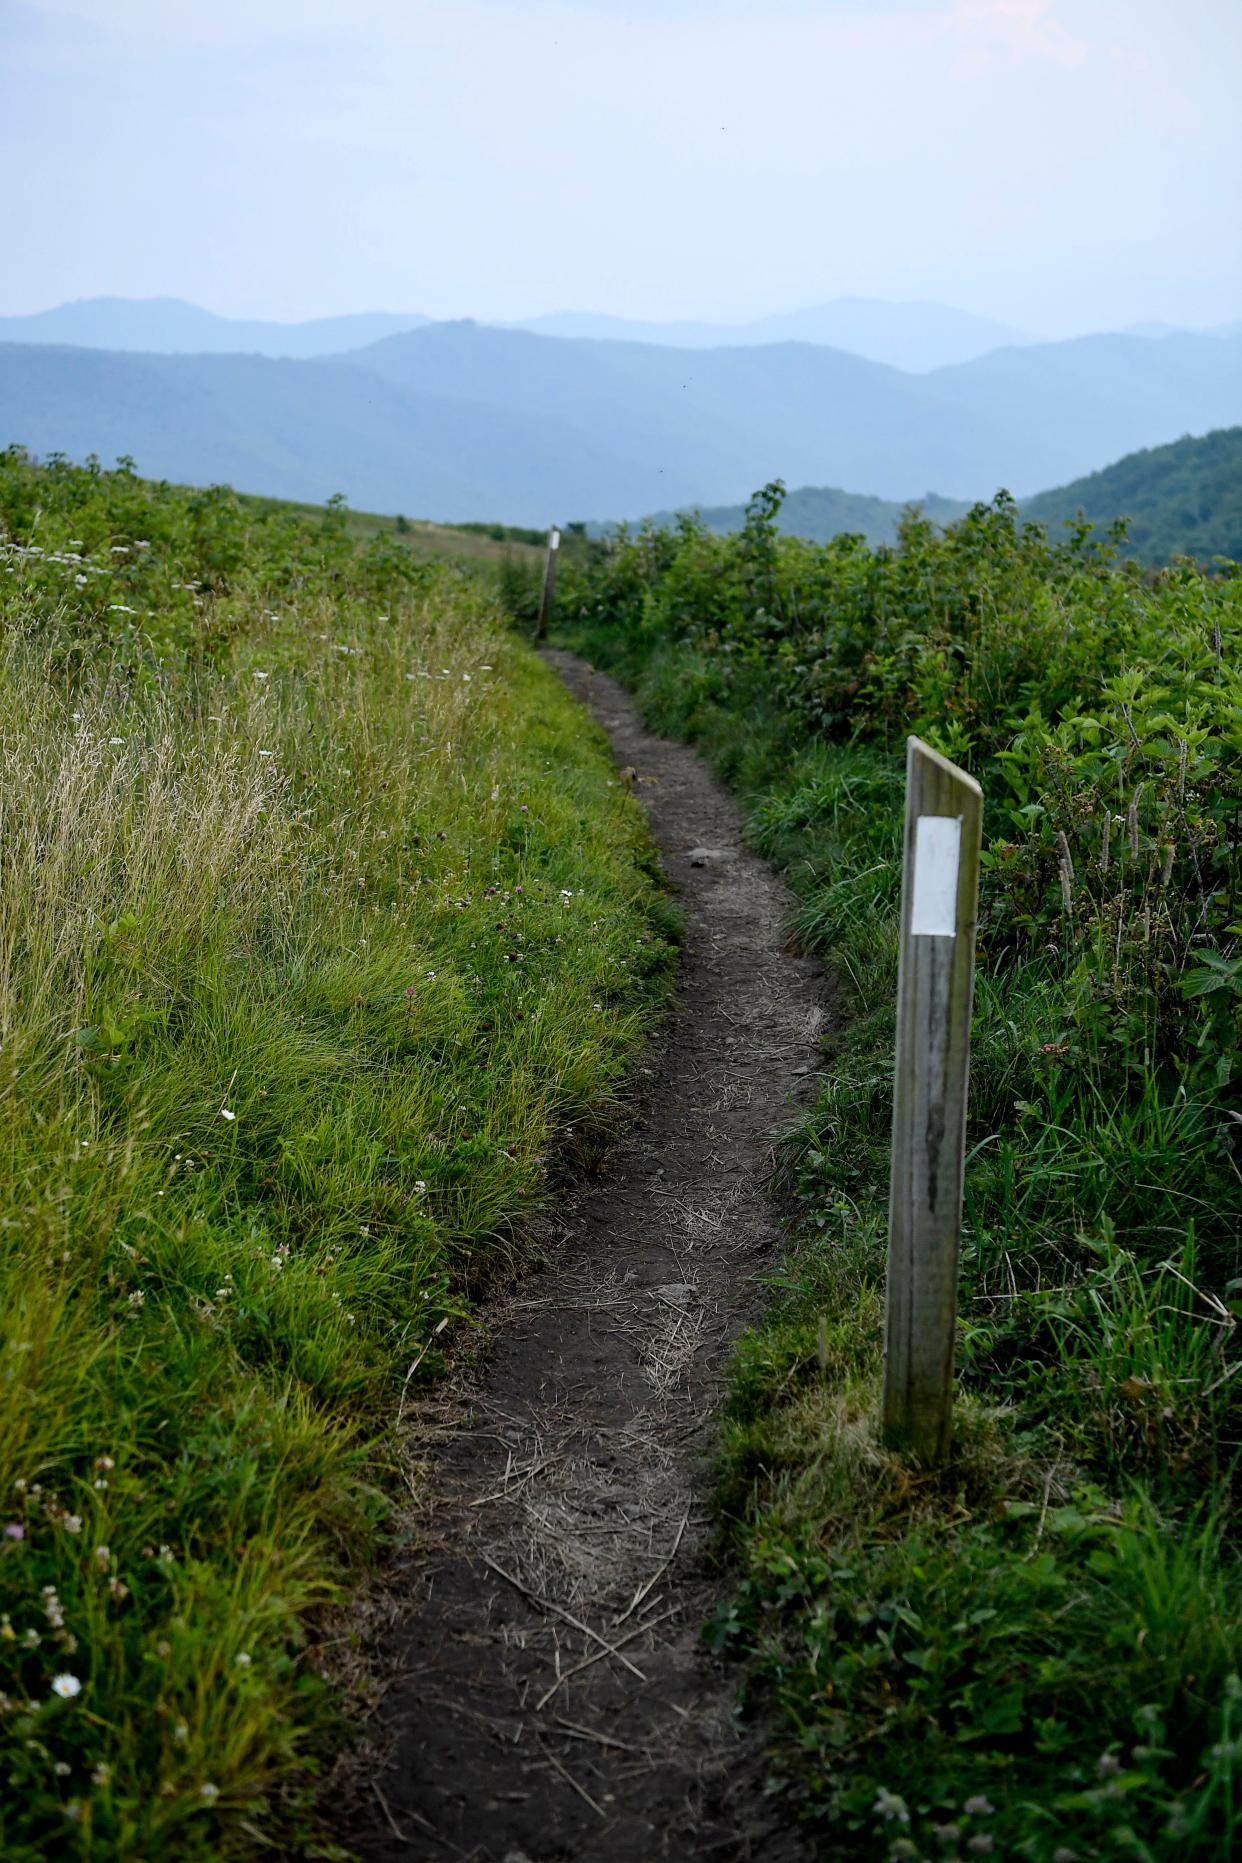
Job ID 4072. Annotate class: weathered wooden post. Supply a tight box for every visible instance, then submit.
[883,736,983,1463]
[535,526,561,640]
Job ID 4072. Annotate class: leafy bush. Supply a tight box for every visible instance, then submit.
[557,483,1241,1859]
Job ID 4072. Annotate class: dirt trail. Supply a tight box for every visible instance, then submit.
[337,653,825,1862]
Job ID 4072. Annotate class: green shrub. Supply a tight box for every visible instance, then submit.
[557,482,1241,1859]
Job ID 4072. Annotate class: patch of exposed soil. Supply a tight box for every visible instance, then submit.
[329,653,825,1862]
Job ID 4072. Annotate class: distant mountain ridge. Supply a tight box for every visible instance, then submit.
[512,298,1031,372]
[1,321,1239,527]
[2,294,1237,374]
[0,298,429,359]
[0,293,1024,372]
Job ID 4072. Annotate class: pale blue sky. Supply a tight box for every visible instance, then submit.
[3,0,1239,334]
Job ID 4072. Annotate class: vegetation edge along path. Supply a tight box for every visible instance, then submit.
[328,651,825,1862]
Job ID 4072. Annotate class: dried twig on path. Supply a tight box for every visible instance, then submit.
[539,1742,607,1818]
[612,1506,690,1629]
[534,1606,680,1711]
[481,1556,647,1682]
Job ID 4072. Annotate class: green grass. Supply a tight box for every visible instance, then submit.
[235,487,549,574]
[0,452,676,1857]
[556,492,1242,1861]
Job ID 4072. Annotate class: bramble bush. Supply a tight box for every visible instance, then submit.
[557,485,1241,1860]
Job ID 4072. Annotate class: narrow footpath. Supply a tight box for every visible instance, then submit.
[337,653,825,1862]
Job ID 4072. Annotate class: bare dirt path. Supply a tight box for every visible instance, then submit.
[335,653,825,1862]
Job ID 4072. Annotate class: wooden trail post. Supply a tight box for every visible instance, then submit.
[883,736,983,1464]
[535,526,561,640]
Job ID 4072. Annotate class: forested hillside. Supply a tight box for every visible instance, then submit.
[1024,426,1242,562]
[634,427,1242,561]
[635,483,970,548]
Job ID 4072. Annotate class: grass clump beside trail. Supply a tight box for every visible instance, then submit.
[0,449,675,1859]
[553,484,1242,1861]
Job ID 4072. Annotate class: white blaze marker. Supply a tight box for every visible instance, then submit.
[909,815,962,937]
[536,525,561,639]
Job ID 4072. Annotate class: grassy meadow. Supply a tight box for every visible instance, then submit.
[0,452,674,1857]
[554,489,1242,1861]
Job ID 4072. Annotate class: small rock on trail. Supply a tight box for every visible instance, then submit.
[331,653,826,1862]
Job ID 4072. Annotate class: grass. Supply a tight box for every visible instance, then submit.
[554,495,1242,1861]
[235,488,549,574]
[0,451,676,1857]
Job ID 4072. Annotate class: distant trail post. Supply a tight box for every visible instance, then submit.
[882,736,982,1464]
[535,526,561,640]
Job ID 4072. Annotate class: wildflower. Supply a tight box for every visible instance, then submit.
[128,1291,145,1308]
[1097,1752,1121,1777]
[54,1760,71,1776]
[413,1181,427,1194]
[199,1782,219,1802]
[108,736,125,746]
[62,1516,82,1535]
[50,1674,82,1699]
[92,1762,111,1786]
[94,1546,111,1570]
[173,1721,188,1742]
[235,1651,251,1667]
[220,1107,236,1121]
[967,1840,994,1856]
[107,1579,129,1602]
[963,1796,994,1817]
[1053,1850,1078,1863]
[95,1456,114,1471]
[873,1788,909,1823]
[258,750,274,758]
[254,671,269,680]
[3,1524,23,1540]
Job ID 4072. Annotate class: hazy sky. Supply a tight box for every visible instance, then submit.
[3,0,1239,335]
